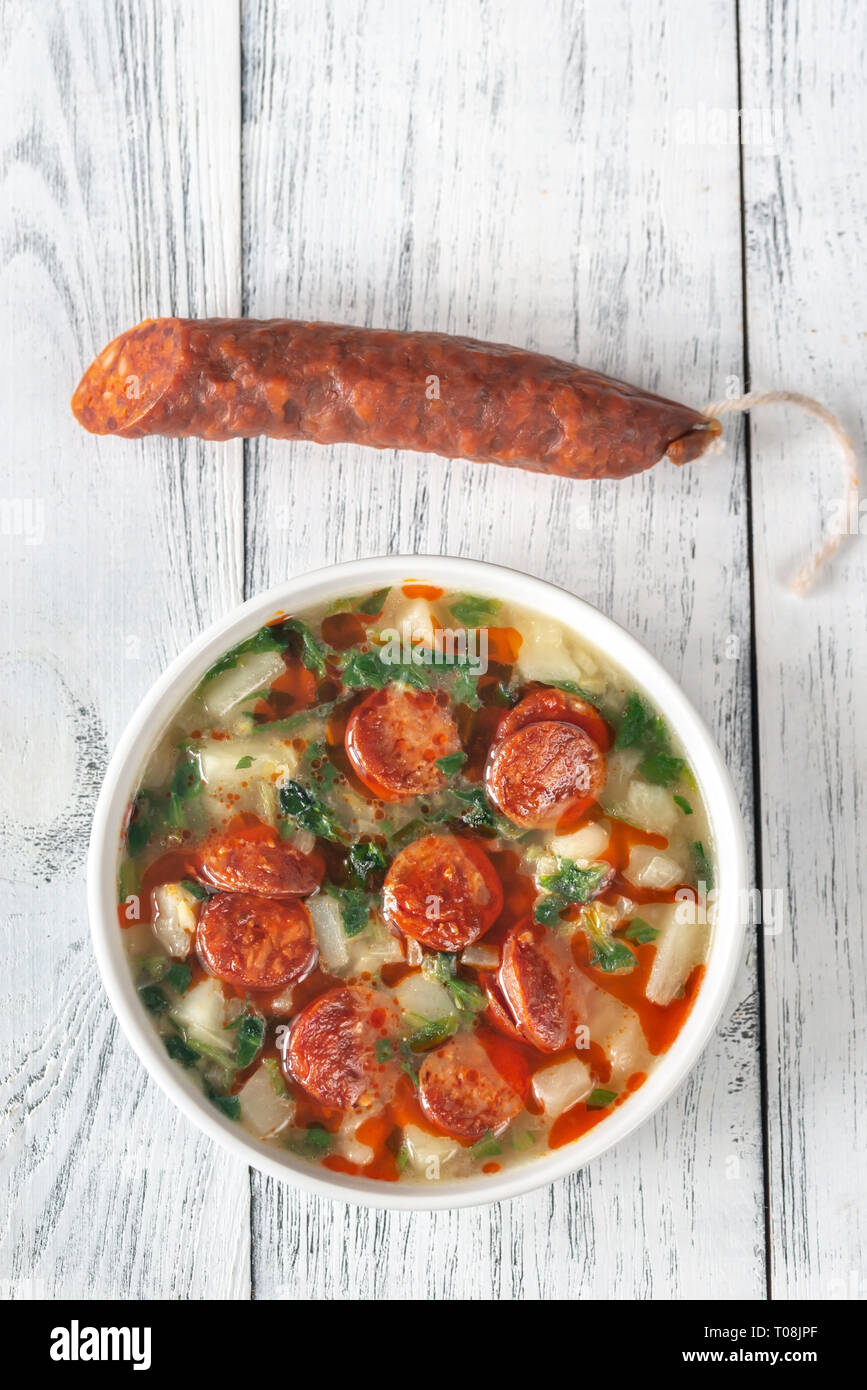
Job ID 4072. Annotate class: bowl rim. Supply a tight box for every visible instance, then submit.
[88,553,749,1210]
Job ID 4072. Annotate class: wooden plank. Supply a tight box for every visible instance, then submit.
[0,0,249,1298]
[243,0,764,1299]
[740,0,867,1301]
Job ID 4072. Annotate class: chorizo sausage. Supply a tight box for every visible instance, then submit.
[199,826,322,897]
[382,834,503,951]
[498,921,584,1052]
[71,318,720,480]
[479,973,527,1043]
[196,892,317,991]
[418,1032,525,1141]
[284,985,401,1109]
[345,683,461,801]
[495,686,610,752]
[485,719,606,829]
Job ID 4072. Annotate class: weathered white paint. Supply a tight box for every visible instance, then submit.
[0,0,250,1299]
[0,0,861,1301]
[741,0,867,1301]
[242,0,764,1300]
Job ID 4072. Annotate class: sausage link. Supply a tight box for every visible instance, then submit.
[71,318,720,480]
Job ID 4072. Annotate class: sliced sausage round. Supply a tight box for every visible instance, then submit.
[498,921,584,1052]
[485,719,605,829]
[418,1032,525,1141]
[197,892,317,991]
[345,682,461,801]
[382,834,503,951]
[284,985,402,1110]
[199,826,322,897]
[496,686,610,752]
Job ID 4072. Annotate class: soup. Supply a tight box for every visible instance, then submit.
[117,582,714,1184]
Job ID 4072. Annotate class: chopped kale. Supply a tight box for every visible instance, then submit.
[356,586,392,615]
[448,594,501,626]
[278,780,343,842]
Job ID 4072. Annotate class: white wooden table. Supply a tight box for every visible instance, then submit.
[1,0,864,1301]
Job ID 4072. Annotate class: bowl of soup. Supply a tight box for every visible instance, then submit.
[88,555,748,1208]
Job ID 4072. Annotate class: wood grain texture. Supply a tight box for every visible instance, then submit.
[740,0,867,1300]
[0,0,250,1298]
[4,0,860,1303]
[242,0,765,1300]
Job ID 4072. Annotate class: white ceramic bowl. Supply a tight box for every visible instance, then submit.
[89,555,748,1210]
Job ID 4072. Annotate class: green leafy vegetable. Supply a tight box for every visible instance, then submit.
[395,1143,410,1172]
[342,645,434,694]
[623,918,659,945]
[341,647,392,691]
[673,794,694,815]
[139,984,168,1014]
[534,895,565,926]
[199,626,284,685]
[451,664,482,709]
[171,752,203,801]
[253,700,339,734]
[346,839,388,885]
[262,1058,288,1096]
[422,952,457,986]
[583,902,636,973]
[535,859,610,924]
[325,882,372,937]
[357,586,391,615]
[511,1129,537,1152]
[539,859,610,903]
[399,1058,420,1089]
[637,752,685,787]
[235,755,254,770]
[586,1088,617,1109]
[375,1038,395,1063]
[270,616,328,678]
[549,680,605,710]
[590,936,636,972]
[126,793,154,857]
[181,878,209,900]
[422,952,488,1015]
[235,1011,266,1069]
[435,751,467,777]
[690,840,714,890]
[470,1131,502,1160]
[165,962,192,994]
[210,1092,241,1121]
[407,1017,458,1052]
[165,1035,200,1068]
[278,780,343,842]
[448,977,488,1013]
[289,1123,333,1156]
[448,595,501,626]
[614,692,669,755]
[138,956,168,982]
[452,786,521,838]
